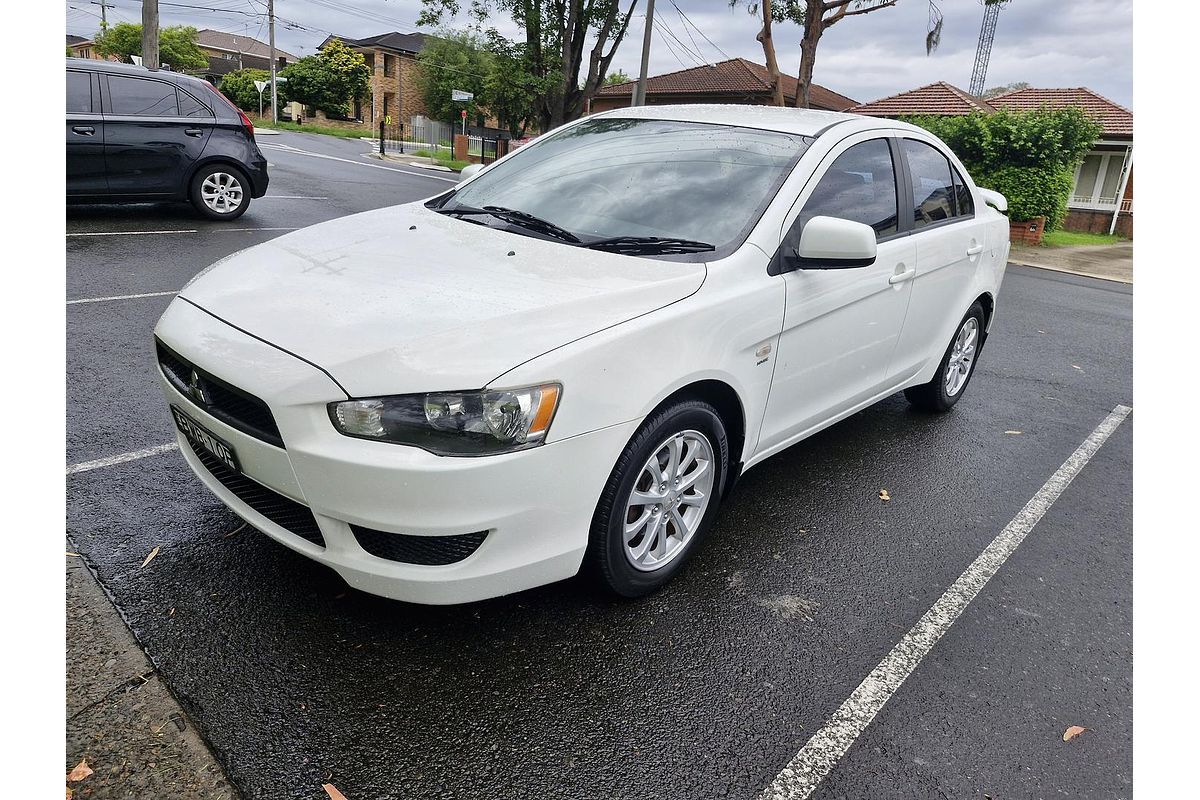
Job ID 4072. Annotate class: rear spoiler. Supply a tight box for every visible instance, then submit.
[979,188,1007,213]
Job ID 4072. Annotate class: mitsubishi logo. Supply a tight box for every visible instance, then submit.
[188,369,209,405]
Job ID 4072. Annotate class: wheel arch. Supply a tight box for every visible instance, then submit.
[182,156,251,197]
[645,378,747,494]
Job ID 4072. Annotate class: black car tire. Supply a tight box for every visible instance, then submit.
[586,400,729,598]
[905,301,986,412]
[189,164,251,221]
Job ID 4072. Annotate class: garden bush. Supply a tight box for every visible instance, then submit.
[903,108,1102,230]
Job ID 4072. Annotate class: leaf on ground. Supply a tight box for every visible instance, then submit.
[66,551,80,557]
[140,546,161,568]
[66,787,73,799]
[1071,364,1083,371]
[878,489,891,502]
[66,759,93,782]
[323,784,349,800]
[1004,430,1023,435]
[1063,725,1088,742]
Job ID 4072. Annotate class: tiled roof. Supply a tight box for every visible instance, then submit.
[596,58,857,111]
[196,29,296,62]
[849,82,994,116]
[987,87,1132,137]
[67,34,90,46]
[321,32,429,55]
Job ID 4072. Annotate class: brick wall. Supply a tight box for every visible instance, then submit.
[1063,209,1133,240]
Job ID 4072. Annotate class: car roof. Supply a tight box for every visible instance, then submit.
[590,103,921,139]
[66,57,212,90]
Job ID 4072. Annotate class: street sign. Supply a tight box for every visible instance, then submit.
[254,80,268,92]
[452,90,474,102]
[460,109,468,119]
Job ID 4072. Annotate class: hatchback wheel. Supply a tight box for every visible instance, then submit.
[587,400,728,597]
[190,164,250,221]
[905,301,985,412]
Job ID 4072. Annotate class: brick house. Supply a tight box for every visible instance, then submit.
[590,58,857,113]
[318,32,431,128]
[851,82,1133,238]
[194,29,296,86]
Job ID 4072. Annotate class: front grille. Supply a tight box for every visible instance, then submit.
[351,525,487,566]
[185,436,325,548]
[156,339,284,448]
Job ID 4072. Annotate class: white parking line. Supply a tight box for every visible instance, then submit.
[261,195,329,200]
[67,227,297,237]
[67,290,177,305]
[257,142,459,183]
[760,403,1133,800]
[67,443,179,475]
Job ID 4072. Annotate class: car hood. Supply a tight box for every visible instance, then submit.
[180,202,707,397]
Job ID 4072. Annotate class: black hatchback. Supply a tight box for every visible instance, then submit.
[66,58,269,221]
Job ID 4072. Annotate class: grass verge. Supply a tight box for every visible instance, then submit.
[255,120,372,139]
[1041,230,1127,247]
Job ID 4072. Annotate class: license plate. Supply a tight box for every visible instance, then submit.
[171,405,240,473]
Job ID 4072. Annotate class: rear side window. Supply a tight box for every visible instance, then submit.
[178,88,213,117]
[108,75,180,116]
[952,167,974,216]
[903,139,969,228]
[796,138,899,239]
[67,71,92,114]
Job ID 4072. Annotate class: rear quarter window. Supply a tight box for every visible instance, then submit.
[108,75,180,116]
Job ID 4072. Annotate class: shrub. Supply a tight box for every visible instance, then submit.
[974,165,1076,231]
[903,108,1102,226]
[218,69,274,112]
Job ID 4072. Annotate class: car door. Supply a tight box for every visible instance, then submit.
[102,73,214,196]
[887,136,987,380]
[66,69,106,195]
[756,134,917,455]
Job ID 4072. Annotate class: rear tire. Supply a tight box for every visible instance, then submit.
[189,164,250,221]
[905,302,986,412]
[586,400,729,598]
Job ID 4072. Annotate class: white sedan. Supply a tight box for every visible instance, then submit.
[154,105,1010,604]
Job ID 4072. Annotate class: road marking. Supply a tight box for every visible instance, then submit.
[68,290,177,305]
[760,403,1132,800]
[67,229,198,237]
[67,227,297,237]
[67,443,180,475]
[258,142,459,183]
[261,195,329,200]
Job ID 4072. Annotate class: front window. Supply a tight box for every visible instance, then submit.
[437,118,812,256]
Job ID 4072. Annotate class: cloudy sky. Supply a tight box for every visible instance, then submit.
[64,0,1132,108]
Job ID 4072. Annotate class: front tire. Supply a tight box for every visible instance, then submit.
[905,301,985,412]
[586,400,728,598]
[189,164,250,221]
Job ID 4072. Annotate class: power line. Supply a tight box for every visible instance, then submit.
[654,15,706,66]
[668,0,731,62]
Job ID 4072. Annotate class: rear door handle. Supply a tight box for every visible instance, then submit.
[184,128,204,137]
[888,268,917,285]
[966,242,985,256]
[72,125,95,135]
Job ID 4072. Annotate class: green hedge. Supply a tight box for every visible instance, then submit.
[903,108,1102,230]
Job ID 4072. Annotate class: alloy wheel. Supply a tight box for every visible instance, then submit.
[945,317,979,397]
[200,172,244,215]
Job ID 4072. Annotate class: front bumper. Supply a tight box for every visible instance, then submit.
[156,299,636,604]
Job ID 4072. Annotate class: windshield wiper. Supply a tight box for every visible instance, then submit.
[434,204,581,243]
[582,236,716,255]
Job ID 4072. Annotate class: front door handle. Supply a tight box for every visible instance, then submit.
[888,268,917,285]
[184,128,204,137]
[72,125,95,135]
[966,242,985,256]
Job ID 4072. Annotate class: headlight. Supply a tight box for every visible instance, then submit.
[329,384,561,456]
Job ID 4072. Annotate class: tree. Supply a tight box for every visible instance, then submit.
[604,69,630,85]
[419,0,640,131]
[982,81,1031,99]
[415,31,490,124]
[218,69,276,112]
[481,31,551,138]
[281,39,370,118]
[93,22,208,71]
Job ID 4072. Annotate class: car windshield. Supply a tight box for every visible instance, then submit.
[437,118,812,254]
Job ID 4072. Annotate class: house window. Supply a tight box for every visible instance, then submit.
[1071,146,1130,209]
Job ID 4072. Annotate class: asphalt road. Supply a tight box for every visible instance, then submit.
[66,131,1132,800]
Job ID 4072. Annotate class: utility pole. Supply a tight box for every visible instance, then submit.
[141,0,159,69]
[632,0,655,107]
[269,0,278,123]
[90,0,114,29]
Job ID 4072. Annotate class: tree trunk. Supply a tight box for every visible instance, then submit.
[758,0,784,106]
[794,0,823,109]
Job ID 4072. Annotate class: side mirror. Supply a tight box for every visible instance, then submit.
[794,216,877,269]
[459,163,484,182]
